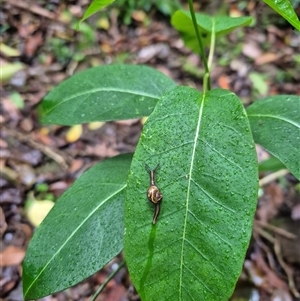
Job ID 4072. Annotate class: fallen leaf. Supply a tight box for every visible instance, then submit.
[255,53,282,65]
[291,203,300,220]
[217,74,231,90]
[132,10,147,22]
[65,124,83,143]
[249,72,268,96]
[26,199,55,227]
[242,42,262,59]
[0,62,25,82]
[97,16,110,30]
[68,159,84,173]
[88,121,105,130]
[257,183,284,222]
[0,246,25,266]
[0,207,7,237]
[0,43,21,57]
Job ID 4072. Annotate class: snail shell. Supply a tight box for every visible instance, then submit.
[147,185,163,204]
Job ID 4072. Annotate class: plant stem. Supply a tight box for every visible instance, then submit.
[89,260,126,301]
[207,19,215,71]
[187,0,211,91]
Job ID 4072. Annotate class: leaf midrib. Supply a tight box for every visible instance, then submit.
[179,93,205,299]
[45,87,159,115]
[24,183,126,298]
[247,113,300,128]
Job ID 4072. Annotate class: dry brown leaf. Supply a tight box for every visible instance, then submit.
[0,246,25,266]
[25,31,43,57]
[255,53,283,65]
[217,75,231,90]
[257,183,284,222]
[250,249,288,292]
[242,42,262,59]
[68,159,84,174]
[291,203,300,220]
[114,119,139,126]
[132,10,147,22]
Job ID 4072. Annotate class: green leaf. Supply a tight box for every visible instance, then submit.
[0,62,25,81]
[124,87,258,301]
[39,64,176,125]
[79,0,116,26]
[171,10,252,52]
[23,154,132,300]
[262,0,300,31]
[259,156,286,172]
[247,95,300,180]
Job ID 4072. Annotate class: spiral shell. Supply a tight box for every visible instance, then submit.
[147,185,163,204]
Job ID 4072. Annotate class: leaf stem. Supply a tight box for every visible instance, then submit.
[187,0,211,91]
[89,260,126,301]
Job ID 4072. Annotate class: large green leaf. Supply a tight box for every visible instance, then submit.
[124,87,258,301]
[39,64,176,125]
[171,10,252,52]
[23,154,132,300]
[247,95,300,180]
[263,0,300,31]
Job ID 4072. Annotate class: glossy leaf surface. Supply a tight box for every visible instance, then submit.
[23,154,132,299]
[124,86,258,301]
[171,10,252,52]
[263,0,300,31]
[39,64,176,125]
[247,95,300,179]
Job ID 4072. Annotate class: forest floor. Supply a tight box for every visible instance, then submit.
[1,1,300,301]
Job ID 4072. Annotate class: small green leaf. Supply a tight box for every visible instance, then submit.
[79,0,116,26]
[10,91,24,109]
[263,0,300,31]
[124,86,258,301]
[39,64,176,125]
[171,10,252,52]
[247,95,300,179]
[0,62,25,81]
[23,154,132,300]
[249,72,268,96]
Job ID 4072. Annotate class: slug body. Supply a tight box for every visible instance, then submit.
[145,164,163,224]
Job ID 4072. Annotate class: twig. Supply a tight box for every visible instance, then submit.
[4,0,65,22]
[259,169,289,187]
[89,260,126,301]
[274,238,300,298]
[255,220,297,240]
[2,127,71,170]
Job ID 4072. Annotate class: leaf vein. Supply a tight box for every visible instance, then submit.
[183,263,215,295]
[187,209,233,248]
[24,184,126,296]
[199,138,244,173]
[247,113,300,128]
[190,177,236,213]
[184,238,224,276]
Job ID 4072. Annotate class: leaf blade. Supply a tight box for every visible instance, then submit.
[247,95,300,179]
[262,0,300,31]
[23,154,132,299]
[124,87,258,301]
[171,10,252,52]
[39,64,176,125]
